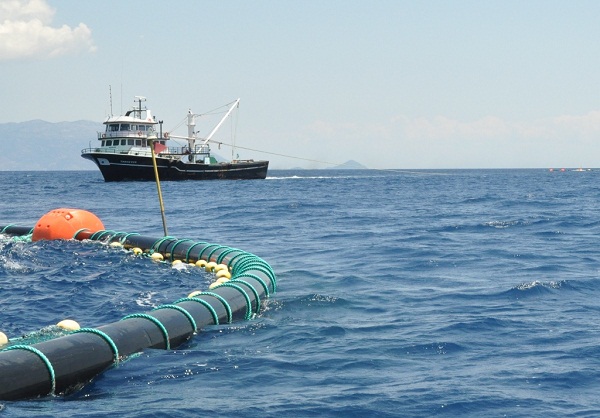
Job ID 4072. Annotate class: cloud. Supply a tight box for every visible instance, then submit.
[387,111,600,144]
[0,0,95,61]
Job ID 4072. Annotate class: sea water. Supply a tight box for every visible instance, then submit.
[1,169,600,417]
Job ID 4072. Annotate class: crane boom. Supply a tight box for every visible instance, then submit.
[203,99,240,145]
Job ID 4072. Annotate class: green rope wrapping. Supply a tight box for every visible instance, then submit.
[234,255,262,267]
[89,230,104,240]
[121,314,170,350]
[168,239,194,261]
[184,241,208,263]
[216,247,241,264]
[153,304,197,333]
[235,258,275,275]
[235,265,277,293]
[197,243,221,261]
[4,345,55,395]
[108,232,128,242]
[74,328,120,364]
[90,230,118,241]
[195,292,233,323]
[233,273,271,297]
[118,232,140,244]
[227,252,257,268]
[1,224,15,234]
[237,261,276,283]
[174,297,219,325]
[214,282,252,319]
[72,228,89,240]
[207,245,230,263]
[230,279,261,314]
[151,236,176,252]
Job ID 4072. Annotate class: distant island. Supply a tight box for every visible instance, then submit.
[327,160,368,169]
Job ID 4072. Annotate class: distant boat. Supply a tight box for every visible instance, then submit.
[81,97,268,182]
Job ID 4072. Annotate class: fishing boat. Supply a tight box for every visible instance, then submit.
[81,97,268,181]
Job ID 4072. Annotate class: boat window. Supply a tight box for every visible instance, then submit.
[143,140,147,147]
[108,124,119,132]
[121,139,127,146]
[135,139,141,146]
[139,125,146,131]
[105,140,112,146]
[131,125,137,131]
[120,124,131,131]
[128,139,134,145]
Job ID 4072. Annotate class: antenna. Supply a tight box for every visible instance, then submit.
[109,85,113,116]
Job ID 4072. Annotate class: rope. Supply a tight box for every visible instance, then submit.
[184,241,208,263]
[89,230,106,240]
[151,236,176,252]
[4,345,55,395]
[198,243,221,261]
[74,328,119,364]
[199,136,452,175]
[121,314,170,350]
[234,273,270,297]
[233,262,276,293]
[204,140,343,167]
[108,232,129,242]
[230,279,261,314]
[72,228,89,240]
[90,230,118,241]
[118,232,141,244]
[207,245,230,262]
[168,239,194,261]
[194,292,232,323]
[216,247,241,264]
[1,224,15,234]
[235,257,269,271]
[174,297,219,325]
[213,283,252,320]
[227,252,257,268]
[236,264,277,291]
[153,304,197,333]
[234,259,276,280]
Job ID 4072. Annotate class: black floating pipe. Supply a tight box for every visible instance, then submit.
[0,227,276,400]
[0,225,33,236]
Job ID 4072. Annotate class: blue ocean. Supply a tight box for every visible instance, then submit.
[1,168,600,417]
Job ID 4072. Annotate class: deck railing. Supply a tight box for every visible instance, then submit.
[81,145,212,157]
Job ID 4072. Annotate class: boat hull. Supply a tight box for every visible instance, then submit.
[82,152,268,182]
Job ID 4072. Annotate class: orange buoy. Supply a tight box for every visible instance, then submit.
[31,208,104,241]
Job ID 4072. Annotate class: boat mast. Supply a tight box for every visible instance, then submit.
[187,110,196,152]
[134,96,146,119]
[170,99,240,153]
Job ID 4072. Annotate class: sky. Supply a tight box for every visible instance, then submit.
[1,0,600,169]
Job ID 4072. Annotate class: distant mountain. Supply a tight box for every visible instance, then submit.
[0,120,101,170]
[0,120,368,171]
[327,160,368,169]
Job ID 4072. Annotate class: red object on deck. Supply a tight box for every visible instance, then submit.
[153,142,167,154]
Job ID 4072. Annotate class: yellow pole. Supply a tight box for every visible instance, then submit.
[149,137,168,236]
